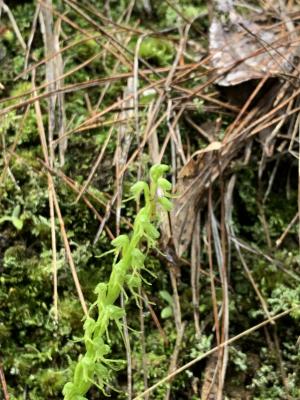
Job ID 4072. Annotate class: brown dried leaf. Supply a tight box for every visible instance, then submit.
[193,141,223,156]
[171,150,219,256]
[209,9,295,86]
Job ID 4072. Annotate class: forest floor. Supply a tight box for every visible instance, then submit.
[0,1,299,399]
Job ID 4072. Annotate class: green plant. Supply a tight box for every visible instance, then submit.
[159,290,174,319]
[0,205,23,230]
[137,37,174,66]
[63,164,172,399]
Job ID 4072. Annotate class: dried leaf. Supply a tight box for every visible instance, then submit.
[209,8,295,86]
[192,141,222,156]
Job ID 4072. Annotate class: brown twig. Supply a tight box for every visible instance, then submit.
[0,364,9,400]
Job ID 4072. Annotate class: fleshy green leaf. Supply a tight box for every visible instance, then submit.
[11,217,23,230]
[150,164,169,182]
[157,177,172,191]
[12,205,21,218]
[158,197,172,211]
[111,235,129,249]
[161,306,173,319]
[159,290,173,305]
[130,181,148,198]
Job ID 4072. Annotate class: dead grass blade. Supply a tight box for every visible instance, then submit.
[33,69,88,317]
[75,121,115,203]
[0,0,26,50]
[32,71,59,321]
